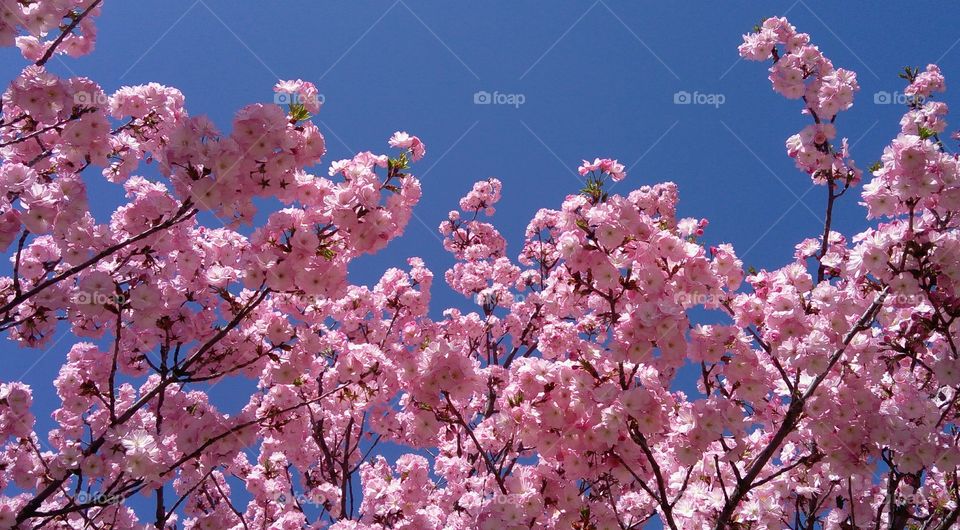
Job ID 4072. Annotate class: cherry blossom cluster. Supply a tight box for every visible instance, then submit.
[578,157,627,182]
[740,17,862,186]
[274,79,323,114]
[0,9,957,530]
[1,0,103,63]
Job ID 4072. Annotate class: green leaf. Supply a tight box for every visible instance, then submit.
[918,127,936,140]
[288,103,311,122]
[318,247,337,260]
[898,66,918,82]
[752,17,770,33]
[389,153,410,171]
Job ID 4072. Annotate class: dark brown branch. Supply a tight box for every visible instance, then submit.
[443,392,507,494]
[0,108,96,147]
[0,203,197,319]
[15,285,269,525]
[713,287,888,529]
[35,0,104,67]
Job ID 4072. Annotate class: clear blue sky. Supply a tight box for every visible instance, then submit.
[2,1,960,526]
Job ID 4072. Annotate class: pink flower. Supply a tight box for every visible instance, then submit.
[905,64,946,98]
[274,79,322,114]
[578,157,626,181]
[0,10,956,530]
[388,131,426,161]
[738,30,777,61]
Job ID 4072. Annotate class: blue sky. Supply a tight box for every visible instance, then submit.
[2,1,960,526]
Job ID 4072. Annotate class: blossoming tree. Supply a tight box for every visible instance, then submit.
[0,3,958,529]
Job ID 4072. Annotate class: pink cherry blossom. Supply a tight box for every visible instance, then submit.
[388,131,426,162]
[274,78,322,114]
[905,64,947,98]
[579,157,627,182]
[0,8,956,530]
